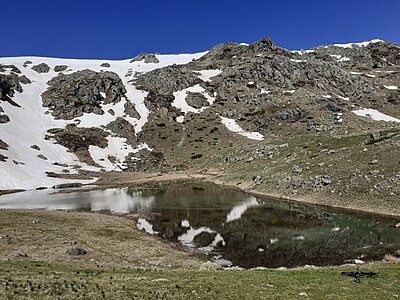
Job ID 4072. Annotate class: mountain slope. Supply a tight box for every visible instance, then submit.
[1,37,399,212]
[0,52,205,189]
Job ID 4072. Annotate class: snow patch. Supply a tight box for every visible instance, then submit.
[283,90,296,94]
[137,218,159,235]
[332,39,384,48]
[290,59,307,63]
[352,108,400,123]
[88,136,146,171]
[333,93,349,101]
[330,54,342,59]
[172,84,215,115]
[220,116,264,141]
[260,89,271,94]
[384,85,398,90]
[337,57,351,62]
[196,69,222,82]
[290,50,315,55]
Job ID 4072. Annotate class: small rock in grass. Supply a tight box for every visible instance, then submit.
[292,165,302,174]
[66,247,87,256]
[11,250,28,257]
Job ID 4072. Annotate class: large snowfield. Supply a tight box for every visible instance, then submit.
[0,52,208,190]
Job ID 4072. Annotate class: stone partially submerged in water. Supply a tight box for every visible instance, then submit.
[52,183,83,189]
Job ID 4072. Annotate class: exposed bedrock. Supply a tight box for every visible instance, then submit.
[47,125,109,166]
[135,65,202,96]
[42,70,127,120]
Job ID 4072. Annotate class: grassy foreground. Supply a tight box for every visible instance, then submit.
[0,210,399,299]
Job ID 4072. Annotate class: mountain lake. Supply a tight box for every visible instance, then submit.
[0,181,399,268]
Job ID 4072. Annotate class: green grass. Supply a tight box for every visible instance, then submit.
[191,129,400,216]
[0,260,399,299]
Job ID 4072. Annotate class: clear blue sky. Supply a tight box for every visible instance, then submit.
[1,0,399,59]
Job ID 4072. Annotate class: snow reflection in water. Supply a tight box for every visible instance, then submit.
[225,197,259,223]
[0,188,154,213]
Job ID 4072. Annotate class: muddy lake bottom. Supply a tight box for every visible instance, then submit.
[1,181,399,269]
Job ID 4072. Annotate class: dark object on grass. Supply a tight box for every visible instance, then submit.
[66,247,87,256]
[341,267,379,283]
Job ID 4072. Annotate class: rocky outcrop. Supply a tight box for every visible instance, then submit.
[311,40,400,68]
[31,63,50,73]
[19,75,31,84]
[0,114,10,123]
[105,117,137,146]
[47,125,109,152]
[0,138,8,150]
[54,65,68,72]
[0,64,21,74]
[124,149,170,172]
[130,52,159,64]
[273,108,307,122]
[47,125,109,166]
[23,61,32,67]
[0,74,23,107]
[0,154,7,162]
[42,70,127,119]
[186,92,209,109]
[135,65,202,95]
[53,183,83,189]
[124,100,141,119]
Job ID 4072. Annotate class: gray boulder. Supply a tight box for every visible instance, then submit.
[130,52,159,64]
[11,250,28,257]
[0,114,10,123]
[53,182,83,189]
[0,74,23,107]
[124,100,141,119]
[292,165,303,174]
[66,247,87,255]
[0,138,8,150]
[186,92,209,109]
[326,102,342,112]
[370,131,386,141]
[19,75,31,84]
[30,144,41,150]
[54,65,68,72]
[32,63,50,73]
[274,108,307,122]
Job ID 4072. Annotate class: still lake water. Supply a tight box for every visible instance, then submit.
[1,181,399,268]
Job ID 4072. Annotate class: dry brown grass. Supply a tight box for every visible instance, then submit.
[0,210,203,270]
